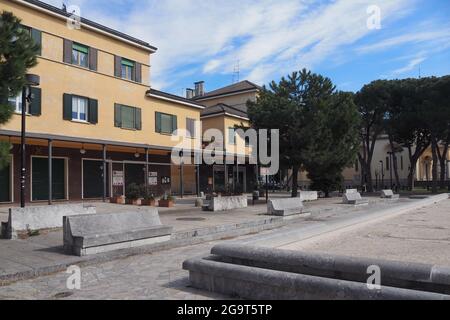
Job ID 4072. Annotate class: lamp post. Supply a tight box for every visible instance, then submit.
[20,74,40,208]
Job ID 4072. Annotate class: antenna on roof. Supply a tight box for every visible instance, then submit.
[62,2,67,12]
[232,60,240,84]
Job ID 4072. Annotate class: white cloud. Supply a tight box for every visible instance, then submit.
[391,56,426,75]
[41,0,444,91]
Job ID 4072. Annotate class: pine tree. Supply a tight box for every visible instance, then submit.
[0,11,39,169]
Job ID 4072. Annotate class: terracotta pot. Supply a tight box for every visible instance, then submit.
[159,199,174,208]
[141,199,156,206]
[110,196,126,204]
[126,198,142,206]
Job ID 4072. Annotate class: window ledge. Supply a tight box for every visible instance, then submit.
[14,112,32,117]
[71,120,91,125]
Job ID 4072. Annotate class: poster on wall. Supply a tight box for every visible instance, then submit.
[113,171,124,186]
[148,172,158,186]
[161,176,171,185]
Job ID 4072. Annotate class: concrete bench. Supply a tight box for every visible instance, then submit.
[63,208,172,256]
[343,190,369,206]
[268,198,304,216]
[381,189,400,200]
[202,195,248,212]
[183,244,450,300]
[299,191,318,202]
[1,204,96,240]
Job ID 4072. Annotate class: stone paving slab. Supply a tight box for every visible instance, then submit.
[0,198,449,300]
[0,195,421,286]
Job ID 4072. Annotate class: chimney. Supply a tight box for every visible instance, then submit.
[186,88,194,99]
[194,81,205,97]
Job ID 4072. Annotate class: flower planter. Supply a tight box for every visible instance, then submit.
[159,200,174,208]
[126,198,142,206]
[141,199,156,206]
[110,196,126,204]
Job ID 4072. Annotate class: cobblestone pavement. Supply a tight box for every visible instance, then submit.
[0,240,228,300]
[1,198,448,300]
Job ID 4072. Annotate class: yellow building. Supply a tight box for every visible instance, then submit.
[0,0,205,203]
[189,81,260,193]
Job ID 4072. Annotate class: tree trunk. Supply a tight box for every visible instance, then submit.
[388,136,401,190]
[291,165,299,198]
[431,138,439,194]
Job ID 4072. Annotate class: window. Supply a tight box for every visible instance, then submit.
[121,59,135,80]
[63,93,97,124]
[72,96,88,121]
[156,112,177,135]
[72,43,89,68]
[8,94,24,113]
[115,104,141,130]
[386,157,390,171]
[228,127,236,145]
[186,118,195,137]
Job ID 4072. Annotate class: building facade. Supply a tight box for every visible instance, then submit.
[191,81,261,194]
[0,0,205,204]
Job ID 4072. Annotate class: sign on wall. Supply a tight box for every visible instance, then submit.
[113,171,124,186]
[161,176,171,185]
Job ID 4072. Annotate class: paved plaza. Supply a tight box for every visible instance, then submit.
[0,196,448,300]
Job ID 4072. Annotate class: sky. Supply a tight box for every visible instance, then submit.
[42,0,450,96]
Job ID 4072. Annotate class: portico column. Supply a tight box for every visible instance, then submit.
[102,144,107,202]
[48,139,53,205]
[145,148,149,195]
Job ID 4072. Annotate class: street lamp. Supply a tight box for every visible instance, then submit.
[20,73,40,208]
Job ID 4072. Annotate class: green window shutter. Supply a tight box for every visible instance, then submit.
[31,29,42,56]
[134,107,142,130]
[88,99,98,124]
[172,115,178,133]
[114,56,122,77]
[88,47,98,71]
[29,87,42,116]
[155,112,161,133]
[63,94,72,120]
[135,63,142,83]
[114,104,122,127]
[63,39,73,64]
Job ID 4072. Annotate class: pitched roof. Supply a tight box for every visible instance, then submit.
[193,80,261,101]
[21,0,157,52]
[201,103,249,120]
[147,89,205,109]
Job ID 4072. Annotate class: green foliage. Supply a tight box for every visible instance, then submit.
[125,183,141,200]
[0,11,40,164]
[248,69,360,196]
[0,141,11,170]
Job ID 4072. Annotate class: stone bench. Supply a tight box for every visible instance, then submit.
[202,195,248,212]
[343,190,369,206]
[268,198,304,216]
[299,191,318,202]
[1,204,96,240]
[183,244,450,300]
[63,208,172,256]
[381,189,400,200]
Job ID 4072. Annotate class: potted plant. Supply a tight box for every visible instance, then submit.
[159,193,175,207]
[110,193,126,204]
[141,186,156,206]
[125,183,142,206]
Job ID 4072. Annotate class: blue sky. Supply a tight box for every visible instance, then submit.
[43,0,450,95]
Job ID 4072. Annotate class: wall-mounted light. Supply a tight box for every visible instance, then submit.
[80,143,86,155]
[134,148,140,158]
[9,137,14,150]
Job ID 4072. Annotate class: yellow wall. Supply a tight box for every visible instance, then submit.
[1,0,202,150]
